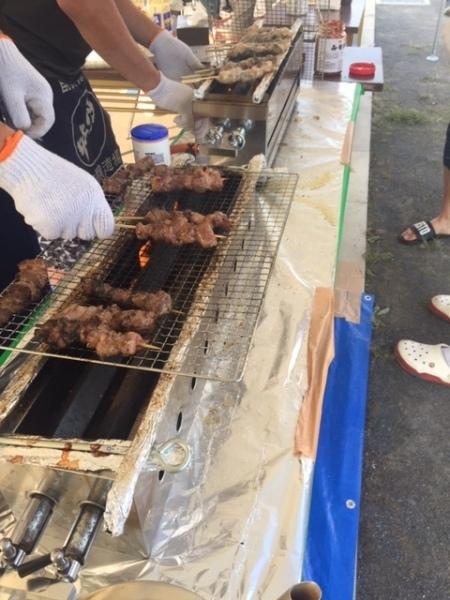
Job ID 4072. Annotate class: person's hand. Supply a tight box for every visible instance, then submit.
[0,35,55,139]
[0,132,114,240]
[149,30,203,81]
[147,73,195,129]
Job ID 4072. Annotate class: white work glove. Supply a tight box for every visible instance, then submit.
[147,73,195,130]
[0,133,114,240]
[149,30,203,81]
[0,36,55,139]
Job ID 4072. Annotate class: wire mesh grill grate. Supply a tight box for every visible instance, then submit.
[0,169,298,382]
[202,0,304,73]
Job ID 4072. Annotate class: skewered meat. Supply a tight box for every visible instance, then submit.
[82,326,145,359]
[38,316,145,359]
[134,209,232,248]
[37,301,161,358]
[216,25,293,85]
[80,280,172,314]
[0,259,48,327]
[102,156,155,196]
[60,303,158,334]
[218,56,277,85]
[103,160,224,197]
[149,165,224,194]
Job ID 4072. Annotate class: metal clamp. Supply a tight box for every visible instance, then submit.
[145,438,191,473]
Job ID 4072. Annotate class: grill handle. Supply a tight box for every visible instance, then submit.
[50,500,105,583]
[0,491,56,571]
[17,552,52,578]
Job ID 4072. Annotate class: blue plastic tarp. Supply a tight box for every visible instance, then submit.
[302,294,374,599]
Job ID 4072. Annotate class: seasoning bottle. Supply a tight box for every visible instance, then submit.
[315,20,346,75]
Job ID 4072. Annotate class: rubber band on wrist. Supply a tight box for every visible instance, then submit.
[0,131,24,162]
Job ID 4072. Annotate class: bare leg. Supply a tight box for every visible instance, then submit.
[400,165,450,241]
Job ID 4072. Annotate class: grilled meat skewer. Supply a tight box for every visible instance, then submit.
[80,280,172,315]
[38,302,163,358]
[149,165,224,194]
[102,156,155,195]
[0,259,48,327]
[133,208,232,248]
[227,41,288,61]
[59,303,159,334]
[218,56,277,84]
[38,317,146,359]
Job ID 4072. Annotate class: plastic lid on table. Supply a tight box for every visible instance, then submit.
[349,62,376,78]
[131,123,169,141]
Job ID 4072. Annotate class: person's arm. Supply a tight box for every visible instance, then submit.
[56,0,160,91]
[57,0,201,131]
[114,0,204,82]
[113,0,162,47]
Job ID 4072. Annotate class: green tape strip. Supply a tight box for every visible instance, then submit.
[0,296,52,367]
[0,179,134,366]
[335,84,364,262]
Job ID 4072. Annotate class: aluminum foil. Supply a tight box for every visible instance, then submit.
[79,83,356,599]
[0,82,355,599]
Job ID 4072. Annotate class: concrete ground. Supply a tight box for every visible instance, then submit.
[357,0,450,597]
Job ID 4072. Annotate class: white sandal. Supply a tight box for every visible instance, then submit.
[428,294,450,323]
[395,340,450,386]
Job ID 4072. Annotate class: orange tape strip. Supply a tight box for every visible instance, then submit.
[295,287,335,458]
[0,131,24,162]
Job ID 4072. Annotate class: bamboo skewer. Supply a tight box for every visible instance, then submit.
[116,223,136,230]
[181,75,218,83]
[140,343,161,351]
[33,326,161,352]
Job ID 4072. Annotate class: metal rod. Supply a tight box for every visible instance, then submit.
[427,0,448,61]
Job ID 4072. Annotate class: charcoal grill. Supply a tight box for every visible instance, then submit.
[0,166,298,589]
[193,15,304,167]
[0,170,297,382]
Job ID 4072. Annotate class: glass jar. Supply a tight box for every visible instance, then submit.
[315,20,346,75]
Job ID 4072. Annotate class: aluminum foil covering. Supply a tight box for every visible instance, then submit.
[0,83,354,599]
[78,83,356,599]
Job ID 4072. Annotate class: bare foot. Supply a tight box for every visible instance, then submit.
[400,215,450,242]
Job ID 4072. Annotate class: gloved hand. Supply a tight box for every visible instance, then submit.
[0,35,55,139]
[147,73,195,130]
[149,30,203,81]
[0,132,114,240]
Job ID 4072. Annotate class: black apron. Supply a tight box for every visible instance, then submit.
[0,74,122,290]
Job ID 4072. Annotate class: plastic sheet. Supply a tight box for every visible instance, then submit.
[302,294,374,599]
